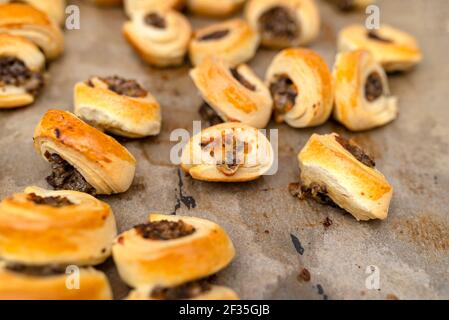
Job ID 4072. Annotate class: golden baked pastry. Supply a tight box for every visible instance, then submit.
[74,76,161,138]
[123,9,192,67]
[297,133,393,221]
[33,109,137,195]
[265,48,334,128]
[245,0,320,49]
[0,186,117,266]
[0,34,45,109]
[338,24,422,72]
[0,3,64,60]
[124,0,185,17]
[0,0,67,25]
[191,56,272,129]
[333,49,397,131]
[112,213,235,288]
[189,19,259,67]
[187,0,245,17]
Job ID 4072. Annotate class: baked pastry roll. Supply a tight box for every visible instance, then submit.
[33,109,137,195]
[0,0,67,25]
[191,56,272,129]
[124,0,185,17]
[74,76,161,138]
[265,48,334,128]
[245,0,320,49]
[297,133,393,221]
[112,213,235,288]
[326,0,374,11]
[0,186,117,266]
[333,49,397,131]
[181,122,274,182]
[189,19,259,67]
[187,0,245,17]
[0,34,45,109]
[123,9,192,68]
[0,4,64,60]
[338,24,422,72]
[0,262,112,300]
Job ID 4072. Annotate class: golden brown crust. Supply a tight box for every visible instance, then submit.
[124,0,185,17]
[11,0,67,25]
[127,284,239,300]
[187,0,245,17]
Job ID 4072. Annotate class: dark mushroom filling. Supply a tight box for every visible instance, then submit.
[0,56,44,96]
[27,192,73,207]
[230,68,256,91]
[335,135,376,168]
[364,71,384,102]
[199,103,223,127]
[259,6,299,41]
[367,30,393,43]
[144,12,166,29]
[198,29,230,41]
[289,182,338,207]
[270,74,298,121]
[4,262,67,277]
[89,75,147,98]
[134,220,195,240]
[150,278,212,300]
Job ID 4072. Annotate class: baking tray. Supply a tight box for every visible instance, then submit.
[0,0,448,300]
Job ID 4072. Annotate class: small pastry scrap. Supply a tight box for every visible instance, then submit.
[74,76,161,138]
[123,9,192,68]
[0,0,67,25]
[0,34,45,109]
[0,262,112,300]
[245,0,320,49]
[189,19,259,67]
[333,49,397,131]
[0,4,64,60]
[112,213,235,288]
[296,133,393,221]
[124,0,185,17]
[33,109,137,195]
[190,56,273,129]
[326,0,374,11]
[338,24,422,72]
[187,0,245,17]
[265,48,334,128]
[0,186,117,266]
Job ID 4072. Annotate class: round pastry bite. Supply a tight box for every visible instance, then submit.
[190,56,273,129]
[296,133,393,221]
[124,0,185,17]
[189,19,260,67]
[123,9,192,68]
[245,0,320,49]
[0,3,64,60]
[181,122,274,182]
[333,50,397,131]
[112,213,235,288]
[0,34,45,109]
[0,261,112,300]
[0,186,117,266]
[33,109,137,195]
[187,0,245,17]
[0,0,67,25]
[338,24,422,72]
[326,0,374,11]
[74,76,161,138]
[265,48,334,128]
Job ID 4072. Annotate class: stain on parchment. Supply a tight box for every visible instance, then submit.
[172,168,196,215]
[316,284,329,300]
[290,234,305,255]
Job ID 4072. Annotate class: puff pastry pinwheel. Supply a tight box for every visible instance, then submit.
[333,49,397,131]
[33,109,137,195]
[265,48,334,128]
[0,4,64,60]
[112,213,235,288]
[326,0,374,11]
[123,9,192,68]
[189,19,259,67]
[0,0,66,25]
[191,56,272,129]
[187,0,245,17]
[0,34,45,109]
[181,122,274,182]
[124,0,185,17]
[0,262,112,300]
[296,133,393,221]
[338,24,422,73]
[74,76,161,138]
[245,0,320,49]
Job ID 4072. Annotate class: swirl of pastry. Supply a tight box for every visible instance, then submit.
[0,4,64,60]
[181,122,274,182]
[333,49,397,131]
[265,48,334,128]
[0,34,45,109]
[187,0,245,17]
[124,0,185,17]
[33,109,137,195]
[74,76,161,138]
[123,9,192,68]
[245,0,320,49]
[190,56,272,129]
[297,133,393,221]
[0,262,112,300]
[189,19,259,67]
[112,213,235,288]
[338,24,422,73]
[0,0,67,25]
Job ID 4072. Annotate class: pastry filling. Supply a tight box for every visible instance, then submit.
[144,12,166,29]
[198,29,230,41]
[0,56,44,96]
[150,278,212,300]
[367,30,393,43]
[259,6,299,41]
[289,182,337,207]
[5,263,67,277]
[92,76,147,98]
[270,74,298,119]
[335,135,376,168]
[364,72,383,102]
[44,152,97,195]
[328,0,357,11]
[199,103,223,126]
[230,68,256,91]
[135,219,195,240]
[27,192,73,207]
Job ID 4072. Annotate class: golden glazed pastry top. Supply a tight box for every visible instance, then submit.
[187,0,245,17]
